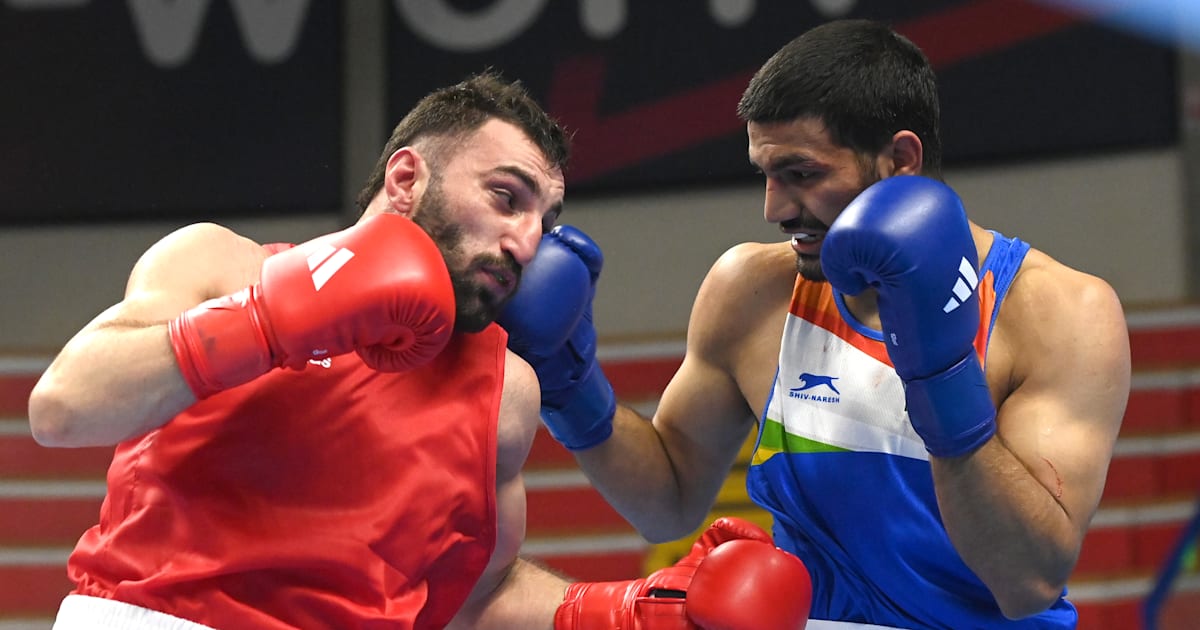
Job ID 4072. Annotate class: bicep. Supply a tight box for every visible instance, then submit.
[29,223,267,446]
[996,275,1130,530]
[651,255,768,498]
[655,352,757,475]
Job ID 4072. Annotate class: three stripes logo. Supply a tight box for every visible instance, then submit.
[307,243,355,291]
[943,256,979,313]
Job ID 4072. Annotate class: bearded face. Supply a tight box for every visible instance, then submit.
[411,177,520,333]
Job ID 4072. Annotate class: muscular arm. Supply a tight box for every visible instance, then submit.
[573,243,788,542]
[934,261,1130,618]
[448,351,569,629]
[27,223,266,447]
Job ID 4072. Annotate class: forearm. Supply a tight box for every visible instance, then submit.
[573,405,713,542]
[447,557,568,630]
[932,438,1078,618]
[29,318,196,447]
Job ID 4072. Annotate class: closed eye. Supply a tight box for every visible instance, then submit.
[494,188,517,209]
[754,155,822,186]
[779,169,817,185]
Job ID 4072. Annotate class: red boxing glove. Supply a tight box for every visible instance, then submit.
[554,518,777,630]
[169,214,456,398]
[687,539,812,630]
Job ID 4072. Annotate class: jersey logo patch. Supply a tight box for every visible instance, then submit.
[792,372,840,396]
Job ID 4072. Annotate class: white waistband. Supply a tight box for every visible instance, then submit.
[52,594,906,630]
[53,595,217,630]
[807,620,905,630]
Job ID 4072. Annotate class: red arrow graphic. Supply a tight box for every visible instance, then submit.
[550,0,1091,184]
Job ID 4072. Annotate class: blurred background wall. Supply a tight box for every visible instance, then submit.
[3,2,1200,627]
[0,0,1194,351]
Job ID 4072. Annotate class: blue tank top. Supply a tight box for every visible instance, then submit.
[747,232,1076,629]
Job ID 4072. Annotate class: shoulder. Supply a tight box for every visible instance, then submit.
[703,241,796,294]
[993,245,1129,386]
[148,222,257,254]
[1003,247,1125,334]
[694,242,794,318]
[689,241,795,351]
[129,223,269,299]
[135,222,265,272]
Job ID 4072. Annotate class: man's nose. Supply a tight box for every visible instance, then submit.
[506,218,543,268]
[763,185,796,224]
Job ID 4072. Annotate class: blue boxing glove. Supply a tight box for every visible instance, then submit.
[821,175,995,457]
[498,226,616,450]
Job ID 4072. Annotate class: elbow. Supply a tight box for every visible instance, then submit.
[977,533,1079,619]
[27,383,86,447]
[635,512,708,545]
[993,574,1070,620]
[997,590,1063,621]
[640,527,686,545]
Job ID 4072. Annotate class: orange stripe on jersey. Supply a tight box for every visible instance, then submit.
[973,270,996,364]
[789,269,999,368]
[788,277,892,366]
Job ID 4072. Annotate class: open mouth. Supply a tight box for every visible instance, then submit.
[791,232,825,253]
[791,232,823,245]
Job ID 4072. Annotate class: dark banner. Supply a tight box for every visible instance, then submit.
[0,0,342,224]
[387,0,1177,194]
[0,1,1177,224]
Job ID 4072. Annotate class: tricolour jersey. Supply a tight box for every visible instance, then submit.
[67,324,507,630]
[747,232,1077,629]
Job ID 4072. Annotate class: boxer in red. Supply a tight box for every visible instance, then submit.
[29,71,810,629]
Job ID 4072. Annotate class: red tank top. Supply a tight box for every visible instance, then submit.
[68,325,506,629]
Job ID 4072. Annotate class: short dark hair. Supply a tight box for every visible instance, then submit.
[737,19,942,176]
[355,71,571,213]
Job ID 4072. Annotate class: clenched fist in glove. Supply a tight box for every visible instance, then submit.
[170,213,456,399]
[498,225,616,450]
[555,517,812,629]
[821,175,995,457]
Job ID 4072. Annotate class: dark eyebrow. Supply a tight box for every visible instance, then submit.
[496,165,541,198]
[757,153,814,173]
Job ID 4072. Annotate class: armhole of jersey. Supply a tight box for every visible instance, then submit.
[486,325,507,555]
[981,230,1031,350]
[755,365,780,453]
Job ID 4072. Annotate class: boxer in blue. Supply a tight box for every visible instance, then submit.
[502,19,1131,629]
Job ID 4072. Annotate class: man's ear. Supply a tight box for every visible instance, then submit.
[885,130,924,176]
[383,147,426,216]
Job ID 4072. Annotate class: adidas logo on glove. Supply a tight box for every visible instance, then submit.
[943,256,978,313]
[306,244,356,291]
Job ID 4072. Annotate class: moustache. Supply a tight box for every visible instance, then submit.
[780,217,828,232]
